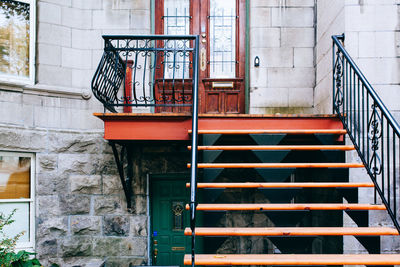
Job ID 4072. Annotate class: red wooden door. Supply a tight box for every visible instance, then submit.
[155,0,246,114]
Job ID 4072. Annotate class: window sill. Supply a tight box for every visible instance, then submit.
[0,82,92,100]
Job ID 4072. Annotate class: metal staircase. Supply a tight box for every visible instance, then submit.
[184,127,400,266]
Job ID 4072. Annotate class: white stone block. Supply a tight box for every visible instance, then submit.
[271,7,314,27]
[72,69,94,89]
[62,7,92,29]
[38,2,62,24]
[344,31,359,58]
[250,28,280,48]
[38,23,71,47]
[72,29,103,50]
[294,47,314,67]
[93,10,130,30]
[34,106,62,128]
[92,49,104,69]
[288,87,313,107]
[250,8,271,28]
[357,57,400,85]
[267,67,315,88]
[286,0,315,7]
[130,10,151,30]
[250,87,289,107]
[0,101,23,125]
[37,64,72,87]
[103,0,150,10]
[62,48,92,70]
[40,0,71,7]
[250,67,268,88]
[253,0,314,7]
[38,44,61,66]
[251,0,279,7]
[359,31,397,58]
[281,27,314,47]
[345,5,398,32]
[72,0,103,9]
[251,47,293,68]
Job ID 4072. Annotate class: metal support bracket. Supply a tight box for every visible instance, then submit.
[109,141,134,211]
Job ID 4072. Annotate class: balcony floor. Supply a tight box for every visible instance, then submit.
[94,113,343,141]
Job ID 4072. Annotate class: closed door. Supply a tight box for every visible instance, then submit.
[155,0,246,114]
[151,176,202,266]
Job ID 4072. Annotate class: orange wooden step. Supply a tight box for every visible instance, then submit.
[185,203,386,211]
[188,163,365,168]
[183,254,400,265]
[189,129,347,135]
[190,145,355,151]
[186,182,374,188]
[184,227,399,236]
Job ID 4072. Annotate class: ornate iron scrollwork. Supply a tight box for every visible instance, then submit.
[368,102,383,176]
[333,50,344,110]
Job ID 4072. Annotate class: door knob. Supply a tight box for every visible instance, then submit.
[153,248,158,264]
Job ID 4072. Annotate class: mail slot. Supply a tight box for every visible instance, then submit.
[212,81,234,89]
[171,246,185,251]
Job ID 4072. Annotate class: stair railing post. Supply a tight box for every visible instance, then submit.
[190,35,200,267]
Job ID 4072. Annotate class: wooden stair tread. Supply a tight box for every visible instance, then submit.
[191,145,355,151]
[189,129,347,134]
[188,163,365,168]
[183,254,400,265]
[184,227,398,236]
[186,203,386,211]
[186,182,375,188]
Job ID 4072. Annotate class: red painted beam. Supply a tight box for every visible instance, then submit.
[94,113,344,141]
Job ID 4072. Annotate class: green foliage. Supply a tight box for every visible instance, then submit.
[0,0,29,20]
[0,210,42,267]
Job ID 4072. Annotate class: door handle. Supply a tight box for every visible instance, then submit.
[153,248,158,264]
[200,47,207,72]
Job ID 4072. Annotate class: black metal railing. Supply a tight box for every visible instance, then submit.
[332,34,400,232]
[91,35,200,266]
[91,35,199,113]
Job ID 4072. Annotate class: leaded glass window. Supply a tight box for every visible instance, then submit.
[163,0,190,79]
[209,0,236,78]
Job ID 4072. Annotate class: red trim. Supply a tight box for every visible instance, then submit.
[94,113,344,141]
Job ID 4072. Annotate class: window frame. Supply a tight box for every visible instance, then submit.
[0,151,35,251]
[0,0,36,85]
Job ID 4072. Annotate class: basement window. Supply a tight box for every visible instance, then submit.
[0,0,35,84]
[0,151,35,250]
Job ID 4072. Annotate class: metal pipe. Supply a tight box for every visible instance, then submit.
[190,35,200,267]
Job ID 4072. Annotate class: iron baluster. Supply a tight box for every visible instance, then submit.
[332,34,400,233]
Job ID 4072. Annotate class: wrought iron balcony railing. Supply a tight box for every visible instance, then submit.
[333,34,400,233]
[91,35,199,113]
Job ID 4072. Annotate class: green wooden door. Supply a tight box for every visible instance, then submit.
[151,175,202,266]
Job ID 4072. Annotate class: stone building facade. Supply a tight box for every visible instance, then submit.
[0,0,399,266]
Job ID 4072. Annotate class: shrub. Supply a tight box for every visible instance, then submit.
[0,209,41,267]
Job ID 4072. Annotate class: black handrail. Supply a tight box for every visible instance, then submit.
[189,36,199,267]
[332,34,400,233]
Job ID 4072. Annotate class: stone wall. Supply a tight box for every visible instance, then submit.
[0,0,152,265]
[0,125,147,266]
[249,0,315,114]
[314,0,345,114]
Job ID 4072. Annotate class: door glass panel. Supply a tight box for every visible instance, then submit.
[209,0,236,78]
[164,0,190,35]
[163,0,190,79]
